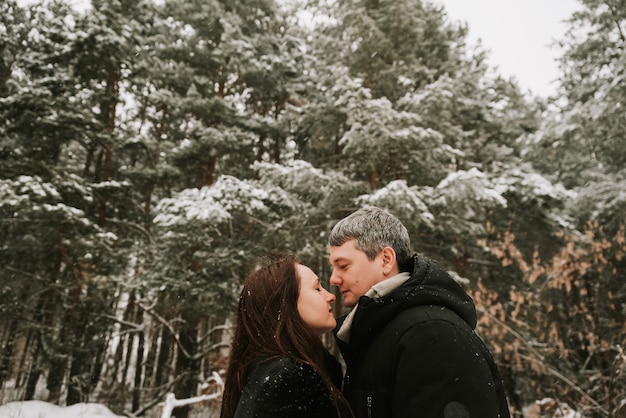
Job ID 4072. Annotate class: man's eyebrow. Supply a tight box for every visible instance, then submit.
[329,256,347,264]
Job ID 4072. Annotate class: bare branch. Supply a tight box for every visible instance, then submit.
[198,324,231,344]
[518,353,609,417]
[137,302,192,358]
[159,372,224,418]
[101,314,144,333]
[478,308,546,361]
[478,309,609,416]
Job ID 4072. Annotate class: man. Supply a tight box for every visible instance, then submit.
[328,206,510,418]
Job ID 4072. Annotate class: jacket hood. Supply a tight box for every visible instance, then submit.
[342,254,477,349]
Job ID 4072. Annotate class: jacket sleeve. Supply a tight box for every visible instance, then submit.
[392,317,502,418]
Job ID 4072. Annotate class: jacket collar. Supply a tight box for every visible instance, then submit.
[336,272,411,343]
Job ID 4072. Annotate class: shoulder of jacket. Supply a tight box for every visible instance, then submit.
[388,305,470,335]
[251,357,320,384]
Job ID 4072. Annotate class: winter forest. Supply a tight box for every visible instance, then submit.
[0,0,625,416]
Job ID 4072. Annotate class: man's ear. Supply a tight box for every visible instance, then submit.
[380,247,398,276]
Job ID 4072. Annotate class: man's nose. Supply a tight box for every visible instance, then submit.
[329,271,340,286]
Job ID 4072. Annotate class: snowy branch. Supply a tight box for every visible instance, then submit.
[159,372,224,418]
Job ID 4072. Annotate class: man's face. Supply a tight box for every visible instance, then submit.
[329,239,385,308]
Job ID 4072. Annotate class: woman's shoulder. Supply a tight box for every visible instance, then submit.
[248,356,321,385]
[235,356,336,418]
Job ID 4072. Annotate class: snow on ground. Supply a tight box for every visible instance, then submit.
[0,401,124,418]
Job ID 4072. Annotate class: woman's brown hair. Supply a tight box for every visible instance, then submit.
[219,254,352,418]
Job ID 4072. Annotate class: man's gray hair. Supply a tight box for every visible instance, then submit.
[328,206,412,265]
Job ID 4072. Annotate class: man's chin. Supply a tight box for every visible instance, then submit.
[344,300,357,308]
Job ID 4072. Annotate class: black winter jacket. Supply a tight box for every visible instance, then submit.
[233,355,341,418]
[334,254,510,418]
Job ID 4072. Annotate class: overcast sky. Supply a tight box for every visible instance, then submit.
[436,0,580,97]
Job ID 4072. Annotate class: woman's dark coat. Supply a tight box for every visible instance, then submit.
[233,356,340,418]
[334,254,510,418]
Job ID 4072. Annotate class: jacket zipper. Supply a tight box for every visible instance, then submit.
[366,395,372,418]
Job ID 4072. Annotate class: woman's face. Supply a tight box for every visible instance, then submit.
[296,264,337,335]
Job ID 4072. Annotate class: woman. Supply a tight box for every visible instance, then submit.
[220,254,353,418]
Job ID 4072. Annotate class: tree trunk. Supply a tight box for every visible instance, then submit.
[68,294,110,404]
[122,294,137,385]
[144,184,154,215]
[87,332,108,398]
[46,354,66,403]
[47,273,77,402]
[143,326,158,389]
[368,167,378,190]
[112,323,126,383]
[97,69,119,226]
[67,300,93,405]
[272,136,281,163]
[67,348,84,405]
[256,136,266,162]
[39,277,64,403]
[172,307,200,418]
[197,155,217,188]
[132,306,145,412]
[155,327,172,389]
[58,235,82,406]
[22,333,42,400]
[453,242,469,278]
[25,368,42,401]
[0,320,17,389]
